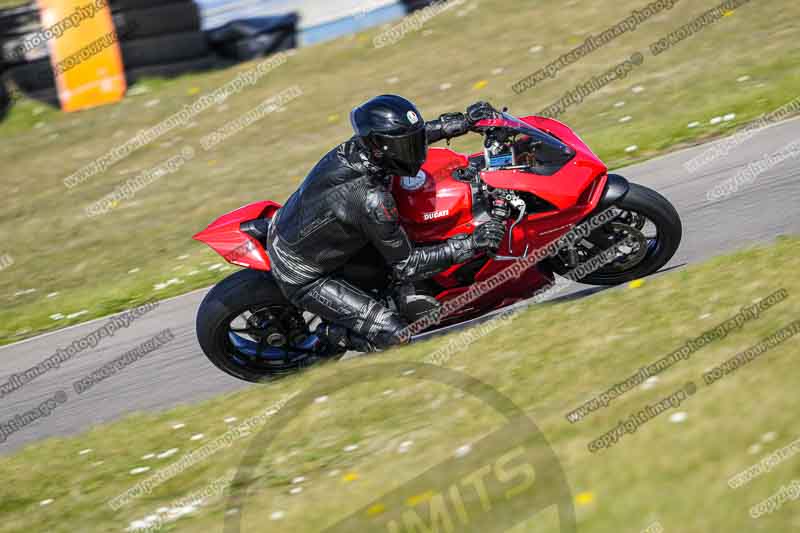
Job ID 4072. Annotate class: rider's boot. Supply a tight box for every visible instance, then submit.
[393,283,441,324]
[316,323,378,354]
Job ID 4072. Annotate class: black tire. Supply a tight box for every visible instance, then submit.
[0,79,11,120]
[0,1,197,38]
[112,2,200,41]
[1,33,46,64]
[121,31,209,69]
[23,86,58,106]
[126,54,219,82]
[0,19,38,38]
[109,0,191,12]
[0,2,201,64]
[0,4,38,37]
[553,182,682,286]
[7,52,220,94]
[6,58,52,91]
[196,269,323,383]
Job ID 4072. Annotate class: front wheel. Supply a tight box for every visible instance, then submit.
[549,182,682,286]
[196,269,338,383]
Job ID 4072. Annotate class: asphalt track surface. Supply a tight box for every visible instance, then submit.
[1,117,799,454]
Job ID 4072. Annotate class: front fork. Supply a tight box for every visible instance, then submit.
[559,174,631,269]
[595,174,630,213]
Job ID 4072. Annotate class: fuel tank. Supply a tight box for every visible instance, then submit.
[391,148,475,243]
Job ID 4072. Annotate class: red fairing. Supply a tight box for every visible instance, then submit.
[522,116,599,159]
[193,201,281,271]
[196,111,618,326]
[479,116,607,211]
[475,115,602,164]
[391,148,474,243]
[433,258,553,321]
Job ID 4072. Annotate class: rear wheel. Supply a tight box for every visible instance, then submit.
[549,182,682,286]
[196,269,337,383]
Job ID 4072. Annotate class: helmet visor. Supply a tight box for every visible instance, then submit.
[373,126,428,176]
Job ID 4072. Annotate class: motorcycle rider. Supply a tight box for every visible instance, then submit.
[265,95,506,352]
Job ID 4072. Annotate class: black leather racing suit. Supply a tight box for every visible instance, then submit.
[265,114,474,350]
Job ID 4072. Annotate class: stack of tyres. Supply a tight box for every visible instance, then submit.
[0,2,39,114]
[0,0,216,112]
[0,3,38,40]
[111,0,217,82]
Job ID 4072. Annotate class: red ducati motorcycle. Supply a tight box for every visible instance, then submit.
[194,112,681,382]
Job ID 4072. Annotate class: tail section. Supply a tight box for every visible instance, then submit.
[193,201,282,271]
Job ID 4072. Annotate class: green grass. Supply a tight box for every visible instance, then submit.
[1,0,799,345]
[1,236,798,532]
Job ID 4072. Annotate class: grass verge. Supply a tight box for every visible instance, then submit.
[0,235,798,532]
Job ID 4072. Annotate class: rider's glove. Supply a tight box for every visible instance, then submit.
[447,234,476,264]
[446,219,505,263]
[466,101,500,124]
[472,219,506,251]
[429,112,471,141]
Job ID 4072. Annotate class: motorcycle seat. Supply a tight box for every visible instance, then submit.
[240,217,271,246]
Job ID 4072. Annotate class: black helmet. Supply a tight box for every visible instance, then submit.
[350,94,427,176]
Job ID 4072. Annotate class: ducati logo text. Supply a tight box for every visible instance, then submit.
[423,210,449,221]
